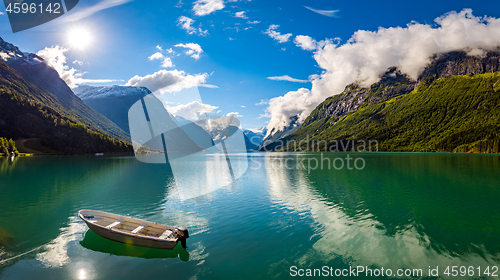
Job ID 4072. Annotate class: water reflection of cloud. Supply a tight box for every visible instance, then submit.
[265,154,499,275]
[36,216,86,268]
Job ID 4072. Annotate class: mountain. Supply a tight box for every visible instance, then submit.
[260,116,300,148]
[0,60,132,154]
[243,127,267,147]
[73,85,151,134]
[0,37,129,142]
[262,49,500,153]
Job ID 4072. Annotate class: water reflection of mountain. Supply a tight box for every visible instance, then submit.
[265,153,500,271]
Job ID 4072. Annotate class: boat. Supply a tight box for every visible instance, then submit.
[78,210,189,249]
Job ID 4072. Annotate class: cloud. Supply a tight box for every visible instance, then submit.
[166,100,218,121]
[247,20,260,24]
[304,6,339,18]
[294,35,335,51]
[177,16,208,36]
[72,60,83,65]
[199,84,219,88]
[226,112,242,118]
[267,75,309,83]
[234,11,248,19]
[61,0,133,22]
[148,52,164,60]
[36,46,117,88]
[175,43,203,59]
[264,9,500,134]
[193,0,224,16]
[125,69,210,92]
[149,51,174,68]
[156,45,163,51]
[255,99,268,106]
[264,25,292,43]
[161,57,174,68]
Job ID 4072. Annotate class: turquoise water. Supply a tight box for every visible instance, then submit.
[0,153,500,279]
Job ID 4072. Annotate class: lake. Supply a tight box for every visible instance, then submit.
[1,152,499,279]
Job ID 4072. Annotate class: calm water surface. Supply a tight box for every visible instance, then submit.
[0,153,499,279]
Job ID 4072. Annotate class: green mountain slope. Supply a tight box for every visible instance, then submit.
[0,61,132,154]
[276,73,500,153]
[0,37,129,142]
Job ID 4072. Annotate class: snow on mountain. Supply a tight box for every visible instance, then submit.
[0,37,44,66]
[243,127,267,146]
[73,85,152,100]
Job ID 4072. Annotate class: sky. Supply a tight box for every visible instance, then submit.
[0,0,500,132]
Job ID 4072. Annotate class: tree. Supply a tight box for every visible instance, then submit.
[0,137,18,154]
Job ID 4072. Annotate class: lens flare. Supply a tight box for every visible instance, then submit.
[67,27,93,50]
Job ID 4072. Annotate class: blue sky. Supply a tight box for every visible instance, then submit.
[1,0,500,130]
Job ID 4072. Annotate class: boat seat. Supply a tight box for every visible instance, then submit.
[106,218,124,229]
[158,229,173,239]
[131,223,147,234]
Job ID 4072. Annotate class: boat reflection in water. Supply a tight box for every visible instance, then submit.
[80,230,189,261]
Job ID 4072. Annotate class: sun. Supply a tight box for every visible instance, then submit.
[66,27,93,50]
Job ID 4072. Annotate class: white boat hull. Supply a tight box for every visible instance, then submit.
[78,210,188,250]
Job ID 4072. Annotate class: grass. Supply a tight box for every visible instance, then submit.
[282,72,500,153]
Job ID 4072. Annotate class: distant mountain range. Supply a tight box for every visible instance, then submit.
[75,85,260,151]
[243,127,267,148]
[262,49,500,153]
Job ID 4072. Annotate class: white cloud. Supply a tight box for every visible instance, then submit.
[247,20,260,24]
[267,75,309,83]
[125,69,210,92]
[36,46,117,88]
[294,35,335,51]
[304,6,339,18]
[255,100,268,106]
[72,60,83,65]
[166,101,218,121]
[226,112,242,118]
[264,25,292,43]
[156,45,163,51]
[264,9,500,134]
[161,57,174,68]
[240,105,246,108]
[60,0,133,22]
[199,84,219,89]
[149,50,174,68]
[193,0,224,16]
[177,16,208,36]
[234,11,248,19]
[148,52,164,60]
[175,43,203,59]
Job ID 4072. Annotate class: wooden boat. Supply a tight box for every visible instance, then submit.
[78,210,189,249]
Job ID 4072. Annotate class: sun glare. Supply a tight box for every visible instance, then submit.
[67,27,93,50]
